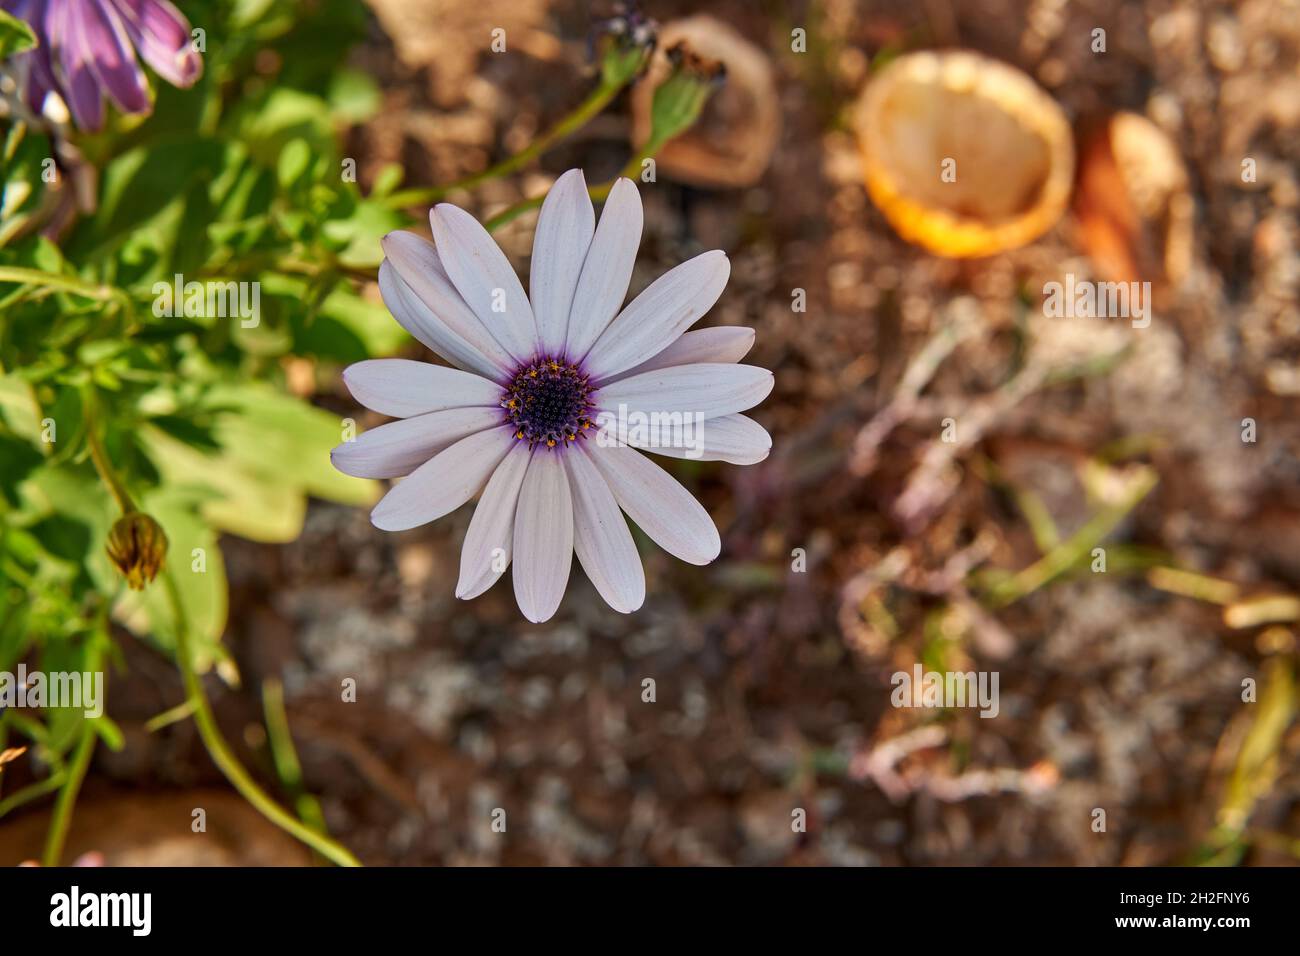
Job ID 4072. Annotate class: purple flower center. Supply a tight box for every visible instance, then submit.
[501,356,595,449]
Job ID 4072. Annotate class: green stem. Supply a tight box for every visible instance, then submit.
[484,141,659,233]
[983,467,1159,608]
[82,389,136,514]
[0,266,120,302]
[386,76,627,209]
[142,698,198,733]
[0,770,67,821]
[162,571,361,867]
[262,678,330,848]
[41,725,95,866]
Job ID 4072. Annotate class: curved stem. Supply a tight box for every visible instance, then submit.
[163,571,361,867]
[41,725,95,866]
[82,389,136,514]
[0,771,67,821]
[385,76,626,208]
[484,140,659,233]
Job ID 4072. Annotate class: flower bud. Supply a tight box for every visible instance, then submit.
[106,511,168,591]
[593,2,657,86]
[647,42,725,145]
[629,16,778,189]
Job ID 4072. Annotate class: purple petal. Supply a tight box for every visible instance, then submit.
[48,0,105,130]
[80,0,151,115]
[109,0,200,87]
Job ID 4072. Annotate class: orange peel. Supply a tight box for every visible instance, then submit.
[1074,111,1193,288]
[853,50,1074,257]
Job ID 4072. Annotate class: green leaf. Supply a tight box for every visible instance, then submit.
[305,286,408,361]
[68,139,234,271]
[368,163,403,199]
[138,424,307,543]
[277,137,312,190]
[205,382,378,507]
[0,9,36,60]
[0,124,53,246]
[0,373,44,442]
[92,715,126,751]
[234,89,334,165]
[18,465,115,579]
[321,198,403,269]
[0,435,43,507]
[327,69,381,124]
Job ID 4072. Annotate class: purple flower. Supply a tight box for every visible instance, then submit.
[1,0,202,131]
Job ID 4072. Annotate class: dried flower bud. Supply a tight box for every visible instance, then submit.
[106,511,168,591]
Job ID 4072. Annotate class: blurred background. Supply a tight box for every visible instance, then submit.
[2,0,1299,866]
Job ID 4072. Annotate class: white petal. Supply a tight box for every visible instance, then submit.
[331,407,502,479]
[609,326,755,382]
[512,451,574,623]
[565,178,643,360]
[584,250,730,380]
[381,232,519,376]
[379,234,517,374]
[378,260,510,381]
[342,359,501,418]
[596,363,774,420]
[588,444,721,565]
[621,413,772,465]
[530,169,595,355]
[566,445,645,613]
[370,426,515,531]
[430,203,537,362]
[456,441,531,599]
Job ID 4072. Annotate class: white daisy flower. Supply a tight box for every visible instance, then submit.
[331,169,773,622]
